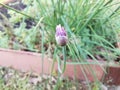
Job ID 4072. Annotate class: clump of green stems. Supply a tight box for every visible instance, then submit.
[0,0,120,89]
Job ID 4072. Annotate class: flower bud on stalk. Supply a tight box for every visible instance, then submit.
[55,24,68,46]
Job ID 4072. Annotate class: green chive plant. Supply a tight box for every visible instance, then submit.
[0,0,120,89]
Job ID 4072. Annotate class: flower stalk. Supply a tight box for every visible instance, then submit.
[55,24,67,74]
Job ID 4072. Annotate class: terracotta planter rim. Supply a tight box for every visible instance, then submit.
[0,48,107,66]
[0,47,120,83]
[0,48,41,57]
[0,48,119,67]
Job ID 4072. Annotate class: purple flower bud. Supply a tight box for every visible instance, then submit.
[55,24,68,46]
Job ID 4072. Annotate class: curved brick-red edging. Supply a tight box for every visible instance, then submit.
[0,48,106,82]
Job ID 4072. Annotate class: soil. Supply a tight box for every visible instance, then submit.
[0,0,26,18]
[0,66,88,90]
[0,0,36,31]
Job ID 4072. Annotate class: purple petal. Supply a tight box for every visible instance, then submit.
[56,24,67,36]
[55,24,68,46]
